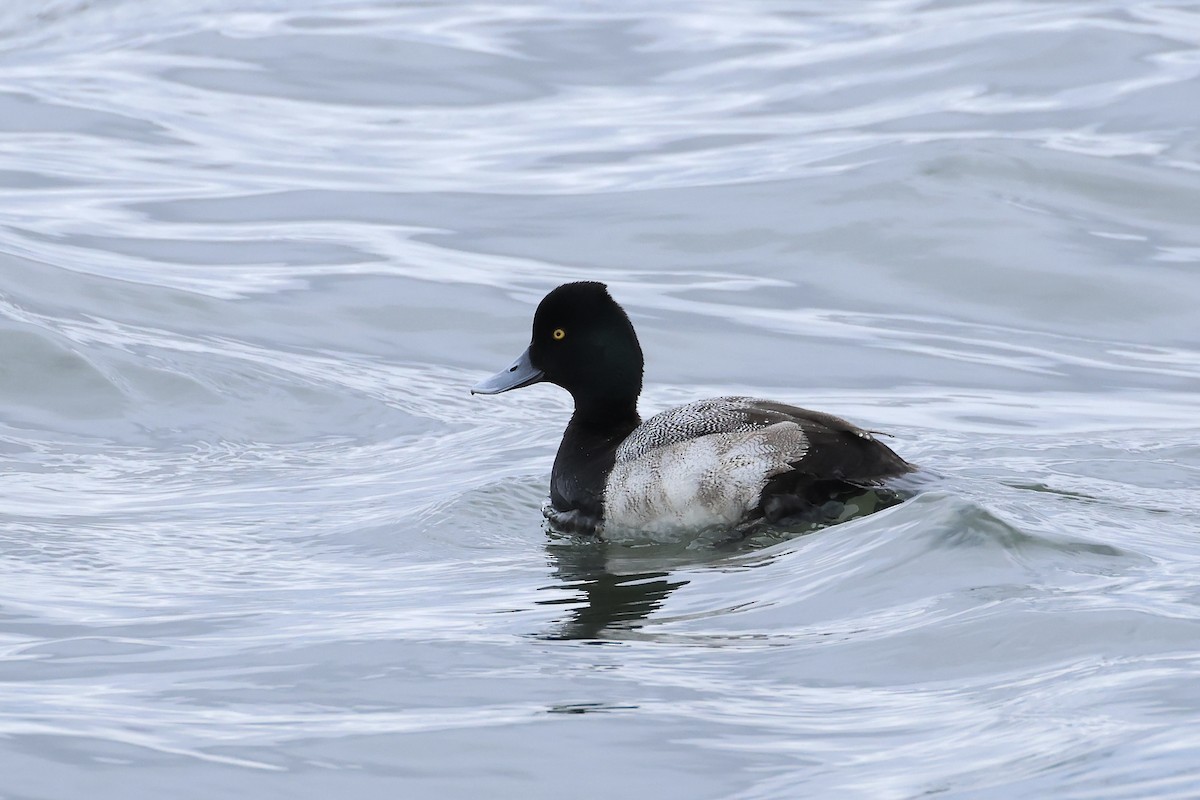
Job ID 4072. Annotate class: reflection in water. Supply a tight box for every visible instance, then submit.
[537,486,914,640]
[547,702,640,715]
[539,540,691,640]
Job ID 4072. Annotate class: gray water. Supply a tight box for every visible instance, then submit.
[2,1,1199,797]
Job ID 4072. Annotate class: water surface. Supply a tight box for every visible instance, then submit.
[2,1,1200,797]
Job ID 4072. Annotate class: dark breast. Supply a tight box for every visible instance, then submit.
[549,416,638,524]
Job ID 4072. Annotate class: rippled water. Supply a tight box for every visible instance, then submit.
[2,1,1199,797]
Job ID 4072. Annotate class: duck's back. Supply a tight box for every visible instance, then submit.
[603,396,912,535]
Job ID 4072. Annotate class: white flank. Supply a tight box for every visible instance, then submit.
[604,421,809,536]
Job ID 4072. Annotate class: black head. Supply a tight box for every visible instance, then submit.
[530,282,644,400]
[472,282,644,420]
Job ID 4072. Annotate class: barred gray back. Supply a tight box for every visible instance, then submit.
[616,396,767,463]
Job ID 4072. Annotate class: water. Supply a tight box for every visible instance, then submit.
[1,0,1199,796]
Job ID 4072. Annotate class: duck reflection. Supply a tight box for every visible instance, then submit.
[538,539,692,640]
[535,485,911,640]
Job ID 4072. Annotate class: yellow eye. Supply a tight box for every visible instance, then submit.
[552,328,566,340]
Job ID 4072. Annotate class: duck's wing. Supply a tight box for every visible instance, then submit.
[617,396,912,484]
[603,397,912,534]
[751,399,914,484]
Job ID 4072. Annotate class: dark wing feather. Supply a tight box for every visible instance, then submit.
[741,400,914,524]
[742,400,913,484]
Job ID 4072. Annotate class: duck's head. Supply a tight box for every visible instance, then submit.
[472,282,644,416]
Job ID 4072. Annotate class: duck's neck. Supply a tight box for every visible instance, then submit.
[570,393,640,433]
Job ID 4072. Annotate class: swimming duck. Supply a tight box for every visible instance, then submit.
[472,282,913,536]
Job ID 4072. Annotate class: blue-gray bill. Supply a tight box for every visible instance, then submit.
[471,346,545,395]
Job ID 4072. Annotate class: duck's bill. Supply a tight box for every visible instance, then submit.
[471,347,545,395]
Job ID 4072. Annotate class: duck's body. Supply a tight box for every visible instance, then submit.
[473,282,913,537]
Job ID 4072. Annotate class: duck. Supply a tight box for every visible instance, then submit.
[472,281,913,537]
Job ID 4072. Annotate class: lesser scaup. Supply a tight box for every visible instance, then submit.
[472,282,913,536]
